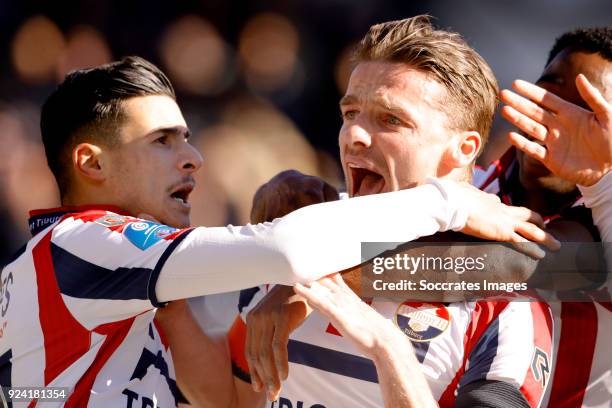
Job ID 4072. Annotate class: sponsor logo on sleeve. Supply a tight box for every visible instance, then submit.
[123,221,178,250]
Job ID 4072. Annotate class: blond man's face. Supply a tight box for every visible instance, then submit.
[339,61,458,197]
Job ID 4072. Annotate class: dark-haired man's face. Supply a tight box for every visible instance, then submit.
[518,49,612,193]
[102,95,203,228]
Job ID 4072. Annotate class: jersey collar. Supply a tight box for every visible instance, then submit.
[28,205,130,236]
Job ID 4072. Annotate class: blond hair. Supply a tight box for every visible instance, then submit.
[354,15,498,152]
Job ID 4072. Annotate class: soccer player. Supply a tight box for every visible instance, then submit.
[499,27,612,408]
[0,57,540,407]
[247,27,612,408]
[166,16,557,407]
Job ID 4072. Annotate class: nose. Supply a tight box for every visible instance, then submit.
[178,142,204,173]
[345,123,372,149]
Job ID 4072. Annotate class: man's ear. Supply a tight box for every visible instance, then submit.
[72,143,105,182]
[446,131,482,168]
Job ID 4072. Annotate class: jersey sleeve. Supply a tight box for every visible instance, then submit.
[459,301,553,408]
[46,210,193,330]
[227,286,269,383]
[156,179,471,302]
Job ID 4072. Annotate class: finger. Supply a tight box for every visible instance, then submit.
[245,318,264,392]
[501,105,549,142]
[295,284,344,329]
[510,241,546,260]
[576,74,611,118]
[506,206,545,228]
[508,132,548,162]
[515,221,561,251]
[294,282,332,313]
[326,273,356,296]
[252,316,281,400]
[500,89,555,126]
[329,272,348,287]
[513,79,567,113]
[272,312,291,381]
[323,182,340,202]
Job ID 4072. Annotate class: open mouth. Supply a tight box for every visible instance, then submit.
[170,184,194,208]
[349,165,385,197]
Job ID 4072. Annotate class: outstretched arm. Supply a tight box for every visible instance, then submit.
[294,274,438,408]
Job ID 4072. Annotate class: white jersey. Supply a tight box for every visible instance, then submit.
[0,207,184,407]
[1,181,472,407]
[230,286,554,408]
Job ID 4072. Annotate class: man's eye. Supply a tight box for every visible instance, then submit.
[342,110,357,120]
[155,135,169,145]
[385,115,402,125]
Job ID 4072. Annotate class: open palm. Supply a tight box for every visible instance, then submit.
[501,74,612,186]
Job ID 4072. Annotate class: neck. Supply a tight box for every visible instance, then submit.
[61,186,123,210]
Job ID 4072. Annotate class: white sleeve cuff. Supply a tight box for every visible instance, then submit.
[578,171,612,208]
[425,177,469,231]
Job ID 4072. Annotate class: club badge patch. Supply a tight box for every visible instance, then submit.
[94,214,129,228]
[395,303,451,342]
[123,221,177,250]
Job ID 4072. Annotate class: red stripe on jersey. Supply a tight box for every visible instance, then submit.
[547,302,598,407]
[64,318,135,407]
[228,316,250,375]
[519,302,553,407]
[32,231,91,386]
[153,319,170,351]
[325,323,342,336]
[438,301,509,407]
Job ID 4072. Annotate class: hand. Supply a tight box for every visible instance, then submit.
[294,274,401,358]
[501,75,612,186]
[456,183,560,254]
[251,170,339,223]
[247,171,337,400]
[245,285,312,401]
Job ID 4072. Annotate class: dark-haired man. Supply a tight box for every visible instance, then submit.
[0,56,542,407]
[500,27,612,408]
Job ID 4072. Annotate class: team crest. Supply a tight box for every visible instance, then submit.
[123,221,177,250]
[395,303,450,342]
[94,214,129,228]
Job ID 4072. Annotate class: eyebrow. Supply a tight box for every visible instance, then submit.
[339,93,415,125]
[149,126,191,139]
[340,94,409,113]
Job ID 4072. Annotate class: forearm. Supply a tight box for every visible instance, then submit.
[155,301,237,408]
[156,180,468,302]
[371,321,438,408]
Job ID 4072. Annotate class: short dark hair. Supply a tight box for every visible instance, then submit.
[40,56,175,198]
[547,27,612,65]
